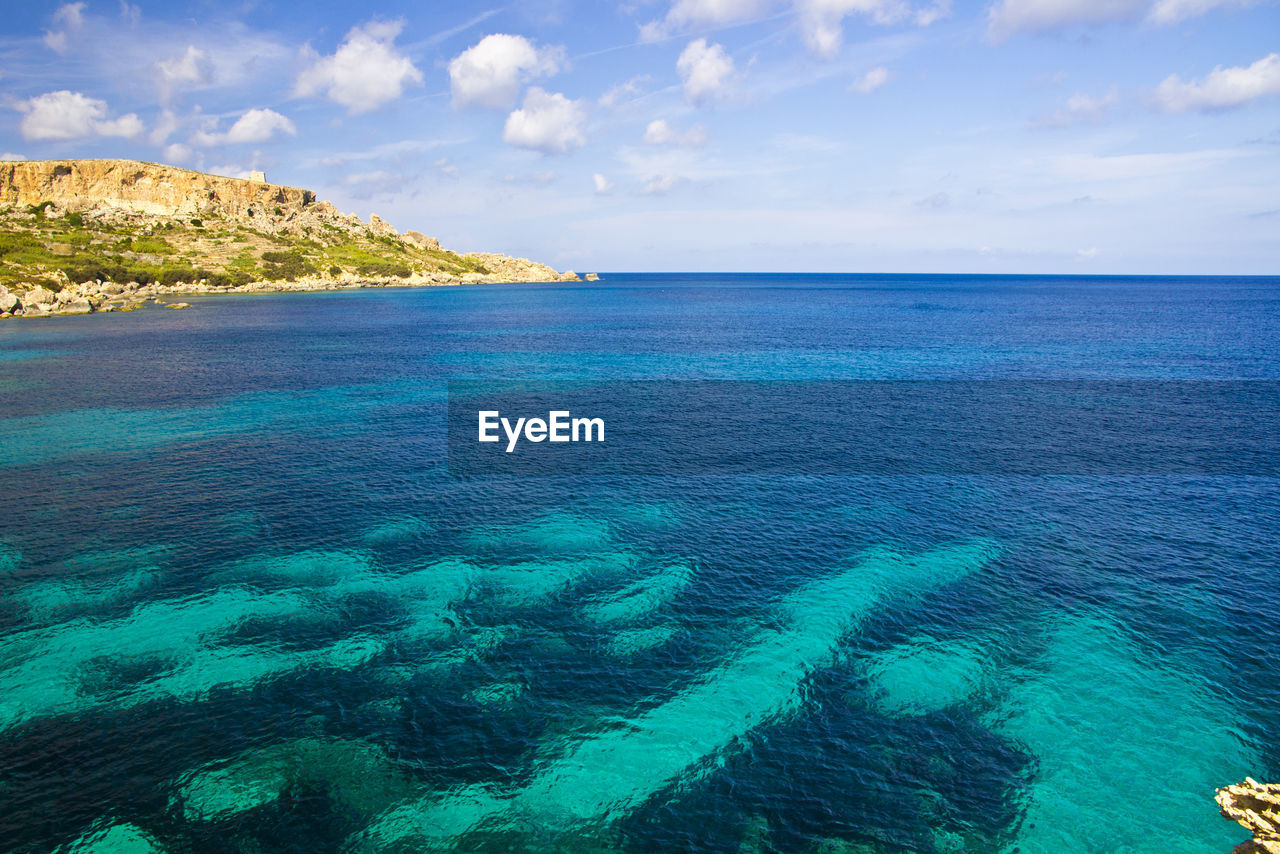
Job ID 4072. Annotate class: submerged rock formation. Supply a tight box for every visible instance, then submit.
[1218,779,1280,853]
[0,158,579,319]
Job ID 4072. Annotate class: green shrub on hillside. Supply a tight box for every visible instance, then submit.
[0,231,44,257]
[205,271,253,288]
[130,236,174,255]
[356,261,412,278]
[260,250,318,280]
[157,268,200,287]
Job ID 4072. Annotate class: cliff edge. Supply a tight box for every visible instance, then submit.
[1218,779,1280,854]
[0,158,581,319]
[0,159,317,219]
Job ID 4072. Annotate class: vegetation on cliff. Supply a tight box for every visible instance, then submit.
[0,203,490,294]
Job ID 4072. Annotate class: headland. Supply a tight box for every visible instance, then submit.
[0,159,584,318]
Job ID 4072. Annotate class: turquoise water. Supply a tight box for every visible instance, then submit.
[0,274,1276,852]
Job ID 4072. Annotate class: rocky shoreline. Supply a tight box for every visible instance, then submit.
[1219,779,1280,854]
[0,270,584,319]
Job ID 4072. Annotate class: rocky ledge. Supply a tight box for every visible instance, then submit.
[1218,779,1280,853]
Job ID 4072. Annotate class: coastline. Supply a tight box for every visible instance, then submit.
[0,273,589,319]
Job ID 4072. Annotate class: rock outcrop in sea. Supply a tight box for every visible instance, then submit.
[0,158,583,319]
[1218,779,1280,853]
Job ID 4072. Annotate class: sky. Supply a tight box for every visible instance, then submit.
[0,0,1277,274]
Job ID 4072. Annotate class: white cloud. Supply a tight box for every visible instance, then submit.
[637,21,670,43]
[796,0,911,57]
[157,45,211,86]
[986,0,1253,39]
[987,0,1147,41]
[619,145,734,196]
[644,118,709,146]
[295,19,423,114]
[1039,87,1119,126]
[1147,0,1256,24]
[155,46,214,100]
[593,172,615,194]
[915,0,953,24]
[163,142,195,164]
[150,109,178,145]
[193,108,297,146]
[41,13,293,101]
[448,34,565,109]
[851,66,891,93]
[640,0,771,40]
[95,113,145,137]
[643,174,684,194]
[53,2,86,29]
[225,108,296,143]
[44,30,69,53]
[1076,247,1101,259]
[14,90,143,141]
[311,139,454,170]
[673,0,772,25]
[1,153,27,161]
[677,38,736,105]
[645,120,676,144]
[599,75,651,108]
[43,2,85,54]
[1155,53,1280,113]
[502,87,587,154]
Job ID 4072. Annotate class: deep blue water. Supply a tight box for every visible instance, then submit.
[0,273,1277,853]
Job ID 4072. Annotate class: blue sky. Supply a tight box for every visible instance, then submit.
[1,0,1277,273]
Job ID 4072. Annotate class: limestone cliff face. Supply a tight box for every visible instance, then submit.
[0,159,315,218]
[1218,779,1280,854]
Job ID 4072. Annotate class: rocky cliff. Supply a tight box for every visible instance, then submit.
[0,159,316,219]
[1218,779,1280,854]
[0,158,586,319]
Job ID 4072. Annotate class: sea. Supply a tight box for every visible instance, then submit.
[0,273,1276,853]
